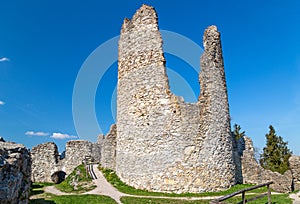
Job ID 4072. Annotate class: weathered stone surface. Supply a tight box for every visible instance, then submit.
[63,140,101,175]
[116,4,236,193]
[240,136,292,193]
[0,141,31,204]
[290,155,300,190]
[98,124,117,170]
[31,140,101,182]
[31,142,61,182]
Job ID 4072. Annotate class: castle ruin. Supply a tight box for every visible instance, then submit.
[116,5,235,193]
[28,4,300,194]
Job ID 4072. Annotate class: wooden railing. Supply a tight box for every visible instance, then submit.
[210,181,273,204]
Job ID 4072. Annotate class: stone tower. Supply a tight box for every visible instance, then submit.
[116,4,236,193]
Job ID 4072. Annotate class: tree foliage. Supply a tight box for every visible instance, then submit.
[259,125,292,174]
[233,124,245,141]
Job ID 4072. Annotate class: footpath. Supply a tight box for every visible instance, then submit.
[45,164,300,204]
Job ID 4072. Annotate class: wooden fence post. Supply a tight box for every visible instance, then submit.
[267,184,271,204]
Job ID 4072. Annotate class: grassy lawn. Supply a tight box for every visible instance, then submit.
[55,164,96,193]
[121,194,292,204]
[30,194,117,204]
[121,197,209,204]
[30,182,117,204]
[99,166,270,197]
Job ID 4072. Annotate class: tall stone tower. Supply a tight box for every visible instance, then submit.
[116,4,236,193]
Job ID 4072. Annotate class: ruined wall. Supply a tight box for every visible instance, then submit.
[31,140,101,181]
[31,142,61,182]
[0,141,31,204]
[289,155,300,190]
[98,124,117,170]
[63,140,101,175]
[116,4,236,193]
[240,136,292,193]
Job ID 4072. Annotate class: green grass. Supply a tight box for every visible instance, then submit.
[99,166,269,197]
[120,195,292,204]
[226,194,292,204]
[30,194,117,204]
[30,182,116,204]
[56,164,96,193]
[121,197,209,204]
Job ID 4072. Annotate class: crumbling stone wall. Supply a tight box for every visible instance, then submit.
[98,124,117,170]
[289,155,300,190]
[116,4,236,193]
[62,140,101,175]
[31,142,61,182]
[240,136,292,193]
[0,141,31,204]
[31,140,101,182]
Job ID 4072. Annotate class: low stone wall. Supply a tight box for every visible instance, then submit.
[289,155,300,190]
[240,136,292,193]
[31,142,61,182]
[0,141,31,204]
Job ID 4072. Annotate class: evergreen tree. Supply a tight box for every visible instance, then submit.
[233,124,245,140]
[259,125,292,174]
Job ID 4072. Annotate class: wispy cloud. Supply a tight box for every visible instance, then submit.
[0,57,10,62]
[25,131,49,136]
[0,101,5,105]
[50,132,78,139]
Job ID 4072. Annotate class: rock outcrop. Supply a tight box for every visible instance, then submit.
[0,141,31,204]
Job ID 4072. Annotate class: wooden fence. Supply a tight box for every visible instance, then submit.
[210,181,273,204]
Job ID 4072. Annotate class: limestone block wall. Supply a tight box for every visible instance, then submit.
[31,140,101,182]
[289,155,300,190]
[116,4,236,193]
[31,142,61,182]
[240,136,292,193]
[63,140,101,175]
[99,124,117,170]
[0,141,31,204]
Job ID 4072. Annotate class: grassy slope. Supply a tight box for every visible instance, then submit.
[56,164,96,193]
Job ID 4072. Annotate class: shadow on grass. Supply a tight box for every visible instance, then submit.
[29,198,56,204]
[31,190,44,196]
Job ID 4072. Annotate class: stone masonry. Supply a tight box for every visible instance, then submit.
[31,142,61,182]
[116,4,236,193]
[31,140,101,182]
[289,155,300,190]
[98,124,117,170]
[63,140,101,175]
[240,136,293,193]
[0,141,31,204]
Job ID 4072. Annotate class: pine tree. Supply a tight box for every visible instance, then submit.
[233,124,245,141]
[259,125,292,174]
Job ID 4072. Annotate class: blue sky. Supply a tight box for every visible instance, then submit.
[0,0,299,155]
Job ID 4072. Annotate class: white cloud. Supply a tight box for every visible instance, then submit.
[25,131,49,136]
[0,57,10,62]
[50,132,77,139]
[0,101,5,105]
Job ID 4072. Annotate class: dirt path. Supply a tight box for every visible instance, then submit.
[289,191,300,204]
[84,164,126,204]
